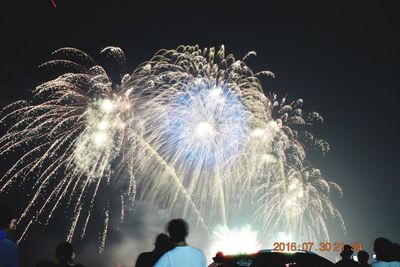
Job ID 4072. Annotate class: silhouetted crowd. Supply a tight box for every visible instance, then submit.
[1,205,400,267]
[0,206,206,267]
[335,240,400,267]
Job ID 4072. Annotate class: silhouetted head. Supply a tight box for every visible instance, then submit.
[167,219,188,243]
[0,206,15,231]
[340,244,354,259]
[394,243,400,261]
[154,233,173,252]
[213,252,224,264]
[35,260,55,267]
[55,242,75,263]
[358,250,369,264]
[374,237,394,261]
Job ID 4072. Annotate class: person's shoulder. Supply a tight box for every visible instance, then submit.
[0,237,16,245]
[188,246,205,253]
[138,251,153,258]
[335,259,344,266]
[36,260,56,267]
[335,259,357,266]
[372,261,400,267]
[188,246,206,259]
[154,251,171,267]
[187,246,203,252]
[0,238,18,249]
[349,260,359,266]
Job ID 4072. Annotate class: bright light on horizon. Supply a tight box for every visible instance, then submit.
[209,225,262,256]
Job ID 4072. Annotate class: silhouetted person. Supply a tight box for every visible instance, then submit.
[372,238,400,267]
[358,250,371,267]
[395,244,400,261]
[54,242,84,267]
[154,219,206,267]
[0,206,19,267]
[335,244,359,267]
[135,233,173,267]
[35,260,55,267]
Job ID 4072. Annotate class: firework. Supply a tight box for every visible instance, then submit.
[0,47,136,247]
[0,45,344,250]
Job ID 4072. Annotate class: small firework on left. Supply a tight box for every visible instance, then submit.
[0,47,137,251]
[0,45,344,252]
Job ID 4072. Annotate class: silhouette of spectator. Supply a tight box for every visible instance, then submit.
[154,219,206,267]
[372,238,400,267]
[358,250,371,267]
[395,244,400,261]
[35,260,55,267]
[335,244,359,267]
[54,242,84,267]
[135,233,173,267]
[0,206,19,267]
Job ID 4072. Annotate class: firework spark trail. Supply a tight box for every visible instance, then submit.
[67,205,82,242]
[80,211,91,240]
[120,193,125,222]
[99,205,109,253]
[46,170,82,225]
[0,45,345,249]
[75,164,105,240]
[18,219,33,244]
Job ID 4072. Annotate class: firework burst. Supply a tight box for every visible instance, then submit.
[0,45,344,250]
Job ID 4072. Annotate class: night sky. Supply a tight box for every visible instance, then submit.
[1,0,399,265]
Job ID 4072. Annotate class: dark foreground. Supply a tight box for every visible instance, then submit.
[212,250,334,267]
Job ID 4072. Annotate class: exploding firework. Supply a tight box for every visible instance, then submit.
[0,45,344,251]
[0,47,138,247]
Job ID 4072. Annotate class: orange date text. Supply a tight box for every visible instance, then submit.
[272,242,363,252]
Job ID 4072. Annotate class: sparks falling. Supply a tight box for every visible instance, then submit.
[0,45,345,251]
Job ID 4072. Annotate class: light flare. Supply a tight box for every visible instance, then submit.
[194,122,215,139]
[209,225,262,256]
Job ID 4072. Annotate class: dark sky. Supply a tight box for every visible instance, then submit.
[1,0,399,265]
